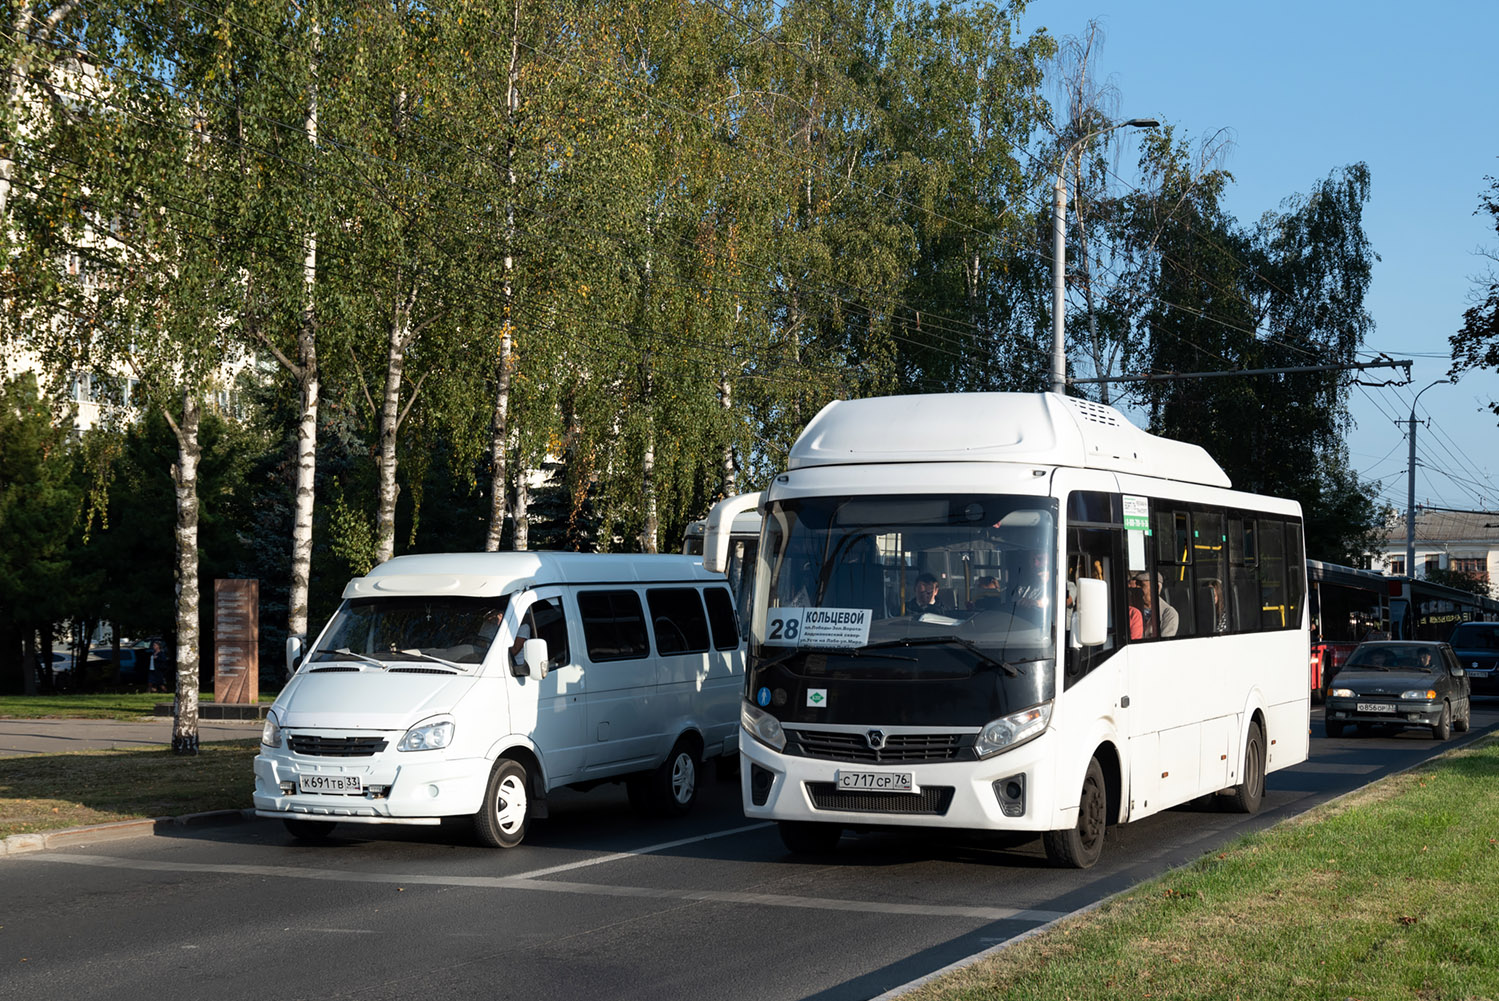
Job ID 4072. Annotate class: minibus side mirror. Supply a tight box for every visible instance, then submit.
[286,635,305,674]
[515,638,549,680]
[1074,578,1108,647]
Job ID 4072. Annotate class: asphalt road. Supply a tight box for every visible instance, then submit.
[2,702,1494,1001]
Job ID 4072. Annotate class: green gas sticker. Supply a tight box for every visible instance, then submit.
[1122,494,1150,531]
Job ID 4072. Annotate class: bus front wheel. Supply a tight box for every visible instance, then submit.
[779,821,841,855]
[1042,757,1107,869]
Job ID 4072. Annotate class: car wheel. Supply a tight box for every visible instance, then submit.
[1225,721,1265,815]
[1325,719,1345,738]
[473,757,530,848]
[1042,757,1107,869]
[632,738,700,817]
[779,820,842,855]
[283,818,337,842]
[1432,702,1452,741]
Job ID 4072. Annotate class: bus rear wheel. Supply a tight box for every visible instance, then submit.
[1042,757,1107,869]
[1225,721,1265,814]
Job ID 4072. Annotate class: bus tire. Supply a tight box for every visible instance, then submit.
[1226,721,1265,814]
[473,757,530,848]
[779,820,841,855]
[1042,757,1107,869]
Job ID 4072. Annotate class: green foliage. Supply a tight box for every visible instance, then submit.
[1423,565,1492,597]
[1451,174,1499,417]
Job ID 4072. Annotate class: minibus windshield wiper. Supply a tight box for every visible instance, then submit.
[311,647,389,669]
[394,650,468,671]
[865,635,1020,676]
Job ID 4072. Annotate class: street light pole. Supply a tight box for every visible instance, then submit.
[1050,117,1159,396]
[1406,378,1451,578]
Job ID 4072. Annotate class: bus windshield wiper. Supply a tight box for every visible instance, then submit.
[753,644,918,667]
[865,636,1020,676]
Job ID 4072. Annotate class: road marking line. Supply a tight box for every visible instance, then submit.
[17,853,1062,923]
[510,822,774,879]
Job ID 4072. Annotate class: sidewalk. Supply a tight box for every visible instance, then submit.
[0,716,262,758]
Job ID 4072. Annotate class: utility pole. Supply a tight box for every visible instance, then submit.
[1406,378,1451,578]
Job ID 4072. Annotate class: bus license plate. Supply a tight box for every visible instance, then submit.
[300,774,363,794]
[1355,703,1394,713]
[835,770,915,793]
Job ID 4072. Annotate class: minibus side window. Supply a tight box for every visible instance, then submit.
[578,590,650,662]
[646,587,712,655]
[703,587,740,651]
[526,597,570,668]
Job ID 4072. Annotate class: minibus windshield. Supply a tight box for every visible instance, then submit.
[755,494,1058,674]
[309,595,510,670]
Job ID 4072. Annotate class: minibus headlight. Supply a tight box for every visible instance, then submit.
[1401,689,1437,701]
[260,711,282,748]
[975,703,1052,759]
[740,700,786,752]
[399,719,455,751]
[1329,687,1354,698]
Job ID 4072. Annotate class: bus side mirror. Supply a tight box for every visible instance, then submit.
[1075,578,1108,647]
[704,492,762,573]
[514,638,549,680]
[286,635,305,674]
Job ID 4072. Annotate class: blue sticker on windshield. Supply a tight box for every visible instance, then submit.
[756,686,772,707]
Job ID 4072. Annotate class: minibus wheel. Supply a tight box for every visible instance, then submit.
[631,738,700,817]
[474,757,529,848]
[283,818,337,842]
[1042,757,1106,869]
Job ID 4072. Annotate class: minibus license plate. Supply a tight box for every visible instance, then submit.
[300,774,362,794]
[1355,702,1394,713]
[835,770,914,793]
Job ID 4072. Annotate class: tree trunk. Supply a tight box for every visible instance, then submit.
[288,2,321,670]
[374,294,410,564]
[486,6,522,551]
[20,626,37,696]
[640,354,658,553]
[513,470,530,551]
[719,373,735,496]
[170,391,202,755]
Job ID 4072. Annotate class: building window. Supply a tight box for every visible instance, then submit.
[1388,557,1405,576]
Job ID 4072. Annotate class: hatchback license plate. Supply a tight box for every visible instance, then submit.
[1355,702,1395,713]
[835,770,915,793]
[300,774,362,794]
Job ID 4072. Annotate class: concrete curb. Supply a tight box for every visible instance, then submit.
[0,808,254,857]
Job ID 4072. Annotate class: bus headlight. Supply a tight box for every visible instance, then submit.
[399,719,454,751]
[1401,689,1437,700]
[260,711,282,748]
[741,700,786,752]
[976,703,1052,759]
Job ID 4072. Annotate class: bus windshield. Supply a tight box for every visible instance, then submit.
[755,494,1058,676]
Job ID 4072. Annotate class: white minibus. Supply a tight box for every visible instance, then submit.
[253,552,743,847]
[704,392,1309,868]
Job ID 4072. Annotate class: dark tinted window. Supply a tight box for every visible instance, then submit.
[1450,623,1499,649]
[524,597,570,669]
[578,590,649,661]
[703,587,740,651]
[646,587,711,655]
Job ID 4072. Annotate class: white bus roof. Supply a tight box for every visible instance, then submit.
[343,552,721,600]
[788,392,1231,488]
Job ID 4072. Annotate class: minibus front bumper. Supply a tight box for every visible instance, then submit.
[253,738,491,823]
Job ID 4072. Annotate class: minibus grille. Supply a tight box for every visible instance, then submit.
[805,783,954,815]
[788,729,968,764]
[287,734,388,757]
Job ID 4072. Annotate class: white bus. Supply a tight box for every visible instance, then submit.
[704,392,1309,868]
[254,552,743,847]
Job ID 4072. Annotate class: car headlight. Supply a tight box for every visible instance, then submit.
[975,702,1053,759]
[740,700,786,752]
[260,711,282,748]
[1329,688,1354,698]
[398,719,455,751]
[1401,689,1437,700]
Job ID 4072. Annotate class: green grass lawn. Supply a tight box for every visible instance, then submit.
[0,691,239,719]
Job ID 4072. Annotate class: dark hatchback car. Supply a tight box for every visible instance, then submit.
[1446,621,1499,696]
[1324,640,1471,740]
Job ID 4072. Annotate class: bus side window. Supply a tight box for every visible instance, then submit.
[1065,525,1124,687]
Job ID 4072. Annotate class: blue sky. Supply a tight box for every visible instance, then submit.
[1017,0,1499,516]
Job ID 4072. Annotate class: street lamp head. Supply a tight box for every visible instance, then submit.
[1123,118,1160,128]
